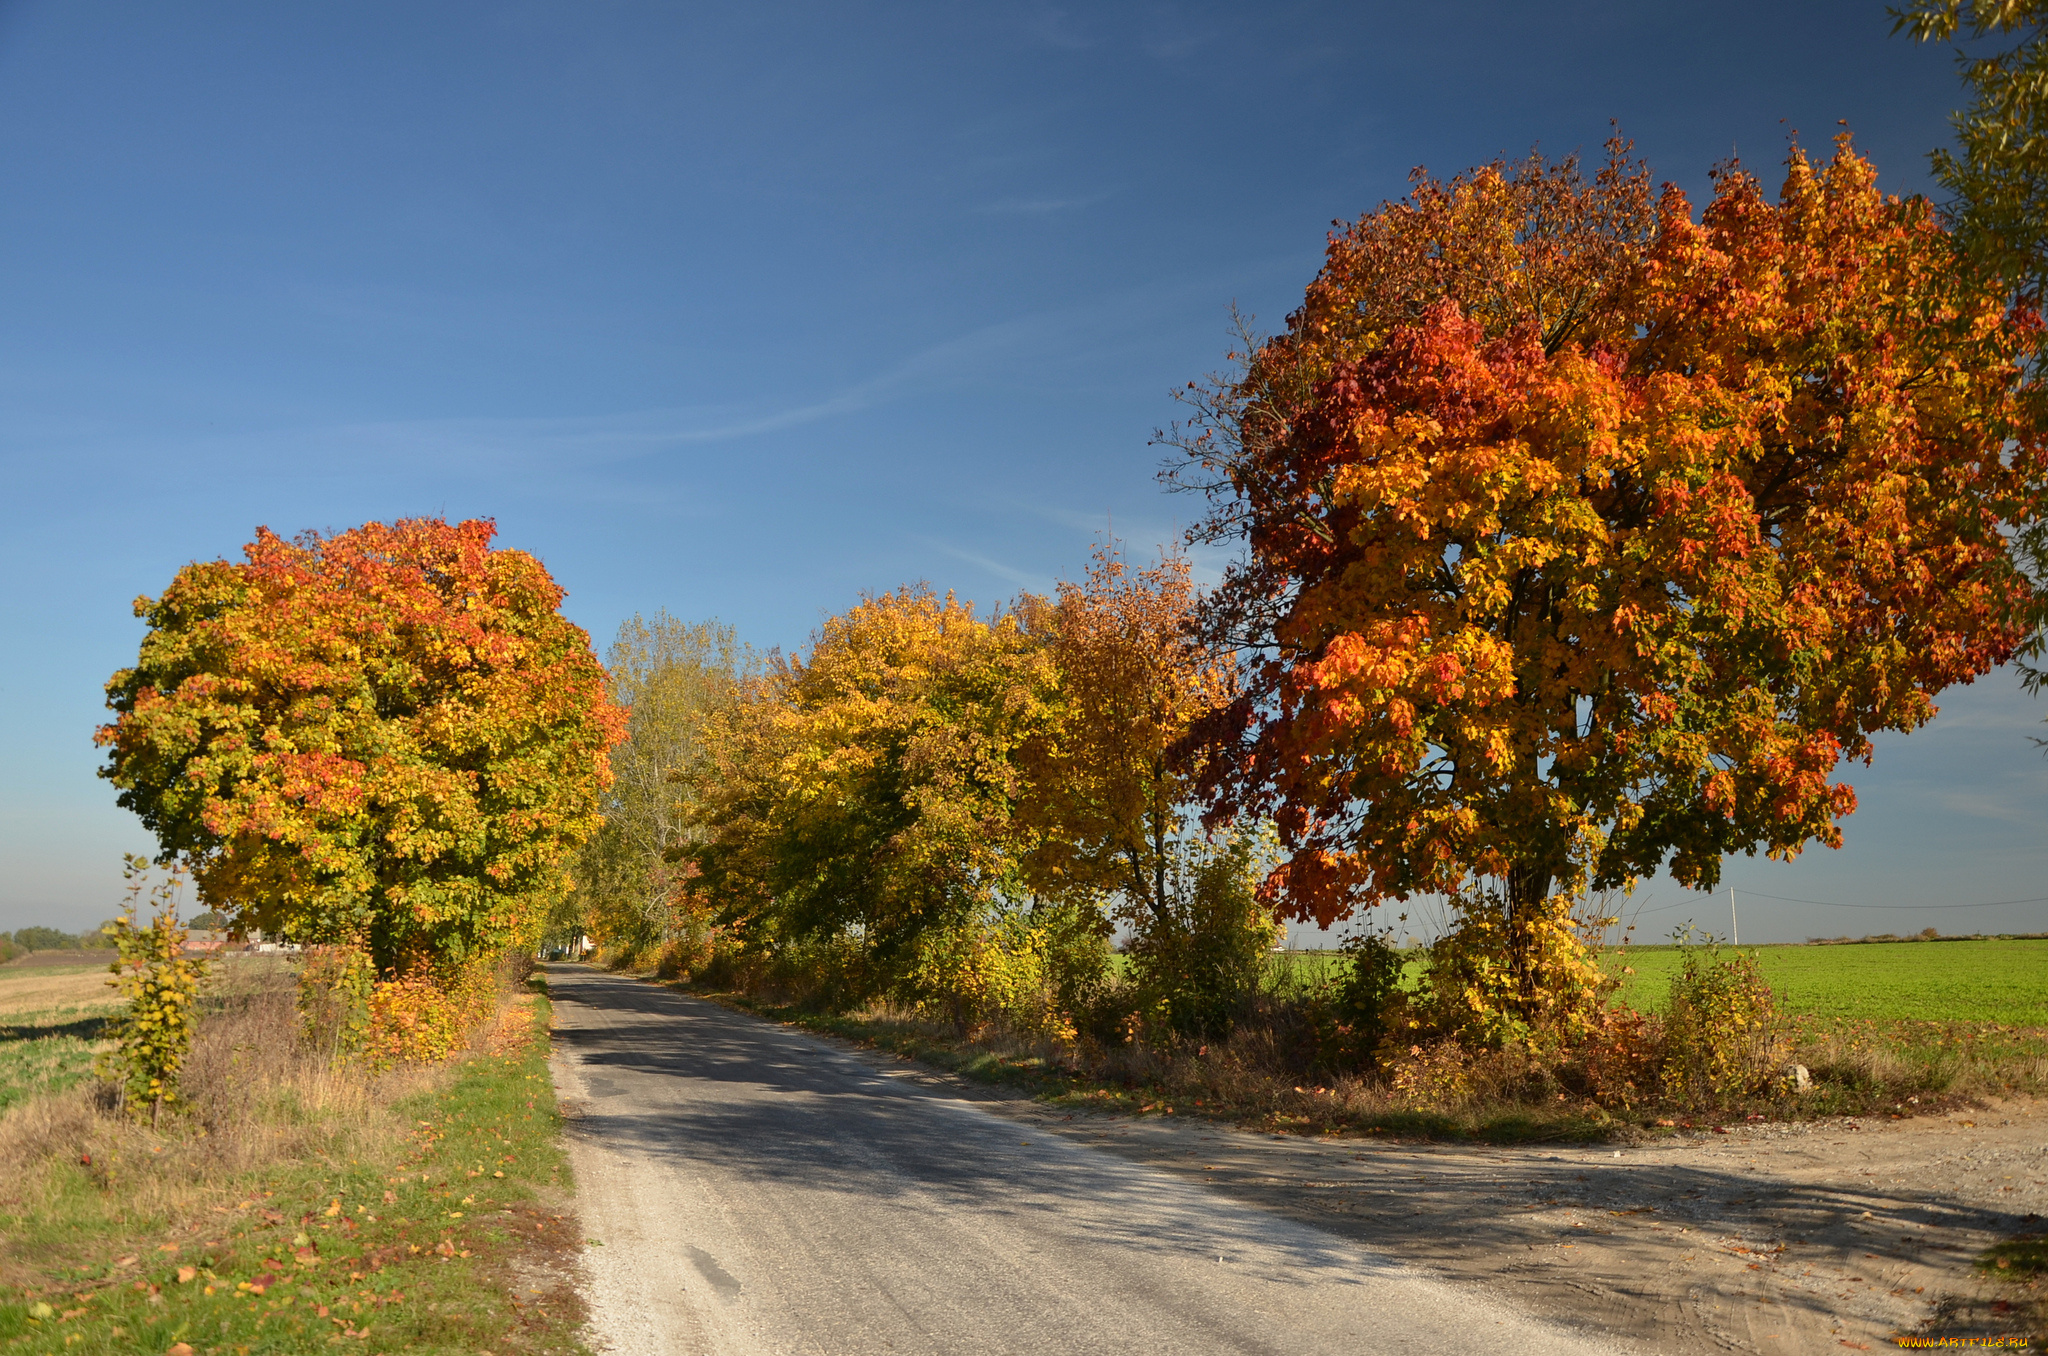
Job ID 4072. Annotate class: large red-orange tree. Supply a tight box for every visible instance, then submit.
[1170,139,2045,974]
[97,518,626,976]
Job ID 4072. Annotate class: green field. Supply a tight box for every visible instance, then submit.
[0,962,121,1112]
[1601,938,2048,1027]
[0,1007,114,1113]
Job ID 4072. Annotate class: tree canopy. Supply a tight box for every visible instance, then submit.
[1896,0,2048,706]
[568,612,751,955]
[687,585,1058,980]
[97,517,626,974]
[1168,138,2045,931]
[1897,0,2048,304]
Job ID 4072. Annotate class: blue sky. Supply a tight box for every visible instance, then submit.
[2,1,2042,944]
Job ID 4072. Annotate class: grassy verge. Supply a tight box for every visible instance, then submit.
[666,942,2047,1141]
[0,975,584,1356]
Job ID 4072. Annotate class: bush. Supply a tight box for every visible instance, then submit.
[98,860,212,1124]
[1334,930,1408,1052]
[1661,931,1780,1105]
[1384,1038,1475,1110]
[1557,1004,1661,1110]
[904,912,1082,1040]
[1409,889,1608,1050]
[360,968,491,1070]
[653,898,721,981]
[296,944,376,1056]
[1126,833,1282,1041]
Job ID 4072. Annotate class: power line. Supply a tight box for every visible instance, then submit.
[1624,890,2048,915]
[1730,889,2048,911]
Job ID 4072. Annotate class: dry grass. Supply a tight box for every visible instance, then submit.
[0,963,587,1354]
[682,964,2048,1144]
[0,959,441,1280]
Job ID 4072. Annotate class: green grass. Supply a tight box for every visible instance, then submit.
[1601,938,2048,1026]
[0,1007,118,1116]
[0,986,584,1356]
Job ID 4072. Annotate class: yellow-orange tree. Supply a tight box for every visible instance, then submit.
[97,518,626,976]
[1016,543,1235,917]
[1170,139,2045,987]
[687,586,1059,992]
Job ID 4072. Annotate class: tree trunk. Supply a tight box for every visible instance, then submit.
[1503,862,1553,1007]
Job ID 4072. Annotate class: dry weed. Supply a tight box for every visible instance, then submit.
[0,956,443,1256]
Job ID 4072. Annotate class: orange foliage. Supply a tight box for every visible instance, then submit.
[1174,138,2045,929]
[1016,543,1234,917]
[97,518,627,975]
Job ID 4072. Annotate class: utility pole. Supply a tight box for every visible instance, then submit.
[1729,887,1739,946]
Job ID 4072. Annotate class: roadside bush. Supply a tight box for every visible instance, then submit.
[1410,890,1608,1051]
[358,957,499,1070]
[1333,930,1408,1054]
[653,898,722,980]
[1126,833,1282,1041]
[905,912,1079,1039]
[1557,1004,1662,1110]
[769,932,875,1013]
[1661,932,1780,1105]
[297,942,375,1056]
[1384,1038,1475,1110]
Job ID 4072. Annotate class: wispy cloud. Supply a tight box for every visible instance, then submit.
[976,190,1114,216]
[1927,787,2048,827]
[1024,7,1093,50]
[923,541,1057,596]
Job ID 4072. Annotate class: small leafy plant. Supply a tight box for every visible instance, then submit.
[1661,927,1780,1105]
[98,854,210,1125]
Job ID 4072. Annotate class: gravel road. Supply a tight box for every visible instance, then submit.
[545,964,1623,1356]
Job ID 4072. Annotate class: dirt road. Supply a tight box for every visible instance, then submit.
[545,965,1624,1356]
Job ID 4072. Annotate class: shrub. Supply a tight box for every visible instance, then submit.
[1558,1004,1661,1110]
[1409,889,1608,1050]
[98,857,211,1124]
[1126,832,1282,1041]
[653,898,722,981]
[1661,931,1780,1105]
[356,957,499,1070]
[296,944,375,1057]
[1385,1039,1475,1110]
[904,912,1080,1040]
[1334,930,1408,1053]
